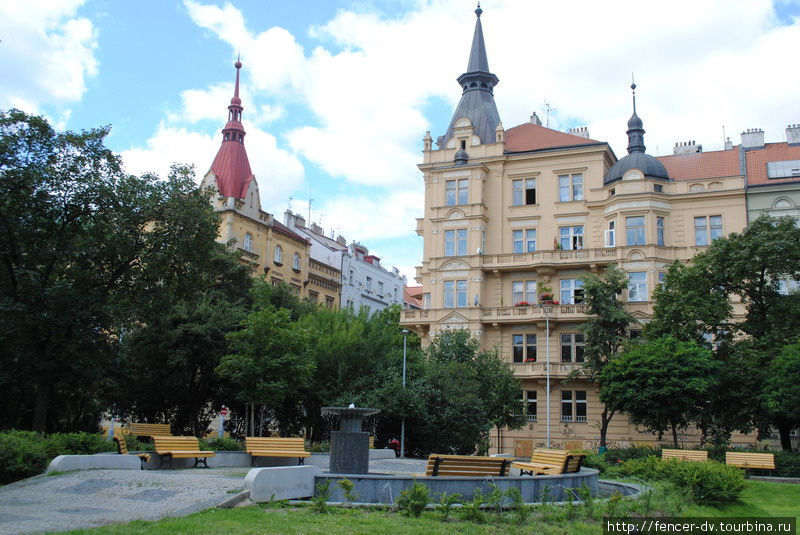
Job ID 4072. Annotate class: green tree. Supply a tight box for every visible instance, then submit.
[599,336,718,447]
[763,342,800,440]
[571,264,636,448]
[216,303,314,436]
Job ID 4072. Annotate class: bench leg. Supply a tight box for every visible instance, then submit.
[193,457,209,468]
[250,456,256,467]
[299,458,304,466]
[157,454,173,470]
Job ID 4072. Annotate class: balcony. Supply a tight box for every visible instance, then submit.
[483,304,590,323]
[512,361,583,379]
[480,245,681,271]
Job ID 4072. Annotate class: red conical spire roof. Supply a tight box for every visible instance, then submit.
[210,58,253,199]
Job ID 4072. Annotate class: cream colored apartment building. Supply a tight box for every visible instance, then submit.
[400,6,751,455]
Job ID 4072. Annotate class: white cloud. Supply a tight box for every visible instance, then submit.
[0,0,97,114]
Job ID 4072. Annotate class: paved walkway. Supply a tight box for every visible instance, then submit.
[0,458,427,534]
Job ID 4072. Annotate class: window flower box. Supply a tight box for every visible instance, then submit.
[514,301,532,307]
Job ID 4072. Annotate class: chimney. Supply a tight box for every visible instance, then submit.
[741,128,765,149]
[568,126,590,139]
[787,124,800,145]
[724,137,733,151]
[530,112,542,126]
[310,223,323,235]
[673,140,702,155]
[283,209,294,228]
[336,235,347,246]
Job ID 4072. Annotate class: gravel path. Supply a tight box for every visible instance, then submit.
[0,458,428,534]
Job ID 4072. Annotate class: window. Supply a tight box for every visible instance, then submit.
[559,226,584,250]
[695,216,723,246]
[366,276,372,292]
[512,178,536,205]
[626,216,645,246]
[349,270,354,284]
[628,272,647,301]
[766,160,800,179]
[325,296,334,309]
[378,281,384,295]
[560,279,584,304]
[243,233,253,252]
[422,293,431,309]
[656,217,665,246]
[293,252,301,271]
[654,184,664,192]
[558,173,584,202]
[512,229,536,253]
[512,280,537,305]
[290,283,301,294]
[778,278,799,295]
[394,287,398,300]
[446,179,468,205]
[561,333,585,362]
[512,334,537,363]
[273,245,282,264]
[526,391,537,421]
[444,280,467,308]
[562,390,587,422]
[605,221,616,247]
[346,299,354,309]
[309,290,319,302]
[445,229,467,256]
[658,272,666,286]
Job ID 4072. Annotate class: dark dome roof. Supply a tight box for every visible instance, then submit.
[627,111,643,130]
[454,148,469,165]
[604,152,670,185]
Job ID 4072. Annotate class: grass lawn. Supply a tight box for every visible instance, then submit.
[59,481,799,535]
[684,480,800,517]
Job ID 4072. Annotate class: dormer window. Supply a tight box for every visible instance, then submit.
[460,140,466,150]
[224,133,230,141]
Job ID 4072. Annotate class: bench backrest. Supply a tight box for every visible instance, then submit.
[113,435,130,455]
[530,449,571,469]
[127,423,171,438]
[425,454,509,477]
[661,449,708,462]
[245,437,307,452]
[726,452,775,469]
[153,435,202,452]
[565,453,586,473]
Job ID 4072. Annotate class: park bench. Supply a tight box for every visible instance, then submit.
[153,435,214,469]
[369,436,375,449]
[512,448,586,476]
[661,449,708,462]
[423,454,510,477]
[725,452,775,472]
[125,422,171,440]
[245,437,310,466]
[113,434,151,468]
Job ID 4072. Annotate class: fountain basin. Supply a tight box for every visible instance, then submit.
[321,406,380,475]
[317,468,600,504]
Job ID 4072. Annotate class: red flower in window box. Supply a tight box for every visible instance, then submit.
[514,301,531,307]
[525,357,537,363]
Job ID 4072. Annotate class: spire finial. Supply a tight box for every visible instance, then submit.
[233,57,242,99]
[631,73,637,114]
[475,2,482,17]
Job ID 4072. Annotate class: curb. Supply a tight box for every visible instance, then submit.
[217,490,252,509]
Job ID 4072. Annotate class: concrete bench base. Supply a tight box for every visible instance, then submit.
[245,466,322,502]
[47,454,142,472]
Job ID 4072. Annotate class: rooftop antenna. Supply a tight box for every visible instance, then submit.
[288,195,293,212]
[308,197,313,224]
[722,125,727,147]
[544,100,557,128]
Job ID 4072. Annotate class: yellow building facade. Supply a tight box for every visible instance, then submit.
[200,60,340,306]
[400,7,752,454]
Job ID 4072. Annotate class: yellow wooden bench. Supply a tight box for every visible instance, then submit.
[113,434,151,468]
[126,423,171,439]
[153,435,214,469]
[424,454,510,477]
[661,449,708,462]
[369,436,375,449]
[245,437,310,466]
[726,452,775,471]
[512,448,586,476]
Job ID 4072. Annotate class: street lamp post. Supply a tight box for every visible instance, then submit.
[539,303,551,448]
[401,329,408,458]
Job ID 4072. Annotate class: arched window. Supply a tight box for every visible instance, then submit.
[274,245,283,264]
[293,252,301,270]
[243,233,253,252]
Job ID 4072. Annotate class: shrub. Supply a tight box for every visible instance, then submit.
[435,491,461,522]
[505,487,530,525]
[459,488,486,524]
[337,478,358,504]
[123,435,155,452]
[397,481,430,518]
[0,430,49,484]
[308,441,330,453]
[581,452,609,473]
[604,445,658,464]
[201,436,243,451]
[311,480,331,514]
[775,451,800,477]
[43,432,116,459]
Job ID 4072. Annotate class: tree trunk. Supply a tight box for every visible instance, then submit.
[671,421,678,448]
[777,422,793,452]
[32,386,48,433]
[600,407,611,448]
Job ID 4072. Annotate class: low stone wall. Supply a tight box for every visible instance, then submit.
[47,454,142,472]
[245,466,322,501]
[141,451,306,470]
[317,468,600,505]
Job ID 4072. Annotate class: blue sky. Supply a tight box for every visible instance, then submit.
[2,0,800,282]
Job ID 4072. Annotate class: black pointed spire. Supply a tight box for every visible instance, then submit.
[626,78,645,154]
[439,4,501,148]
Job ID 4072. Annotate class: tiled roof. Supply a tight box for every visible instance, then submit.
[744,142,800,186]
[504,123,602,153]
[656,149,741,181]
[210,139,254,198]
[272,220,310,245]
[404,286,424,309]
